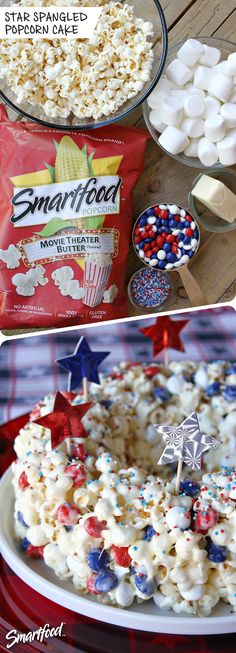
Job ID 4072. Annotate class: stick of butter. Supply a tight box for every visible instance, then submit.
[191,174,236,223]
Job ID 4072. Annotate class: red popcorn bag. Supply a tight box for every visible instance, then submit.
[0,107,148,329]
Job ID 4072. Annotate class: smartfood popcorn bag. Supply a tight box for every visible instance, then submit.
[0,107,148,329]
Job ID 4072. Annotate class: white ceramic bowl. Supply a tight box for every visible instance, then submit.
[1,466,236,634]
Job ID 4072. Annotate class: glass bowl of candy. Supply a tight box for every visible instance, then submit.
[132,202,200,272]
[0,0,168,131]
[189,168,236,232]
[127,266,173,313]
[143,37,236,168]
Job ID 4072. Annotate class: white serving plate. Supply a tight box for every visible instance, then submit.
[1,465,236,635]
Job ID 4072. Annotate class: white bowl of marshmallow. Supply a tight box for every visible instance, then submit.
[143,37,236,168]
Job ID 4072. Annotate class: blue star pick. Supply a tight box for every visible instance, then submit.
[57,336,110,391]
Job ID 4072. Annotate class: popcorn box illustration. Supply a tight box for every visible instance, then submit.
[83,254,112,307]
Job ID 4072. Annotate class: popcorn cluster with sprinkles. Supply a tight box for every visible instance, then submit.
[133,204,199,270]
[12,359,236,616]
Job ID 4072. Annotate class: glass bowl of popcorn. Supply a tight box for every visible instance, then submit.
[143,37,236,169]
[0,0,168,130]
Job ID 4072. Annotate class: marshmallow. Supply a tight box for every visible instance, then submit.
[149,109,166,132]
[147,76,170,108]
[0,244,21,269]
[177,39,203,67]
[217,136,236,166]
[212,61,230,76]
[166,58,193,86]
[170,89,189,102]
[204,114,225,142]
[198,138,218,166]
[184,94,205,117]
[158,126,189,155]
[230,89,236,103]
[184,139,199,157]
[208,73,233,102]
[199,44,221,67]
[185,85,206,99]
[203,96,221,118]
[220,102,236,128]
[181,117,204,138]
[160,97,183,126]
[227,53,236,76]
[194,66,212,91]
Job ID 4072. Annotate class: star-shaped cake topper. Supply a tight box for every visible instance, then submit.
[155,412,222,472]
[33,391,92,450]
[57,336,110,391]
[139,316,189,358]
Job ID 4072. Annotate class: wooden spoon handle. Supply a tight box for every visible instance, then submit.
[178,265,208,307]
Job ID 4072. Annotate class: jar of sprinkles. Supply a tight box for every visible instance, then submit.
[127,267,173,313]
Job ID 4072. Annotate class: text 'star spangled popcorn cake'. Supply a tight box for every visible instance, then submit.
[12,361,236,616]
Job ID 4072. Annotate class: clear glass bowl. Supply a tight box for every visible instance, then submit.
[0,0,168,131]
[143,36,236,169]
[189,168,236,232]
[127,266,174,314]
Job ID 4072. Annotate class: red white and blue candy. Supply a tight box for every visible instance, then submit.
[129,268,171,308]
[133,204,199,270]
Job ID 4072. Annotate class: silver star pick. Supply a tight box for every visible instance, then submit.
[154,412,222,471]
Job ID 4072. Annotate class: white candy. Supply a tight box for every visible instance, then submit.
[194,66,212,91]
[184,139,199,157]
[161,97,183,126]
[199,44,221,67]
[180,254,190,264]
[166,58,193,86]
[168,205,180,214]
[184,95,205,117]
[220,103,236,128]
[149,109,166,132]
[166,506,191,531]
[177,39,203,67]
[204,113,225,142]
[157,250,166,260]
[203,96,221,118]
[198,138,218,166]
[227,53,236,76]
[0,244,21,269]
[115,581,134,607]
[217,136,236,165]
[147,77,170,108]
[149,259,158,267]
[208,73,233,102]
[159,126,189,155]
[181,117,204,138]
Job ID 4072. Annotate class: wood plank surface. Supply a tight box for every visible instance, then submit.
[1,0,236,335]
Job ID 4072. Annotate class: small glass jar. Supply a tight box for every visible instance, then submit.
[189,168,236,233]
[127,266,173,314]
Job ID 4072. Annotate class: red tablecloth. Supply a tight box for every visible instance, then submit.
[0,416,234,652]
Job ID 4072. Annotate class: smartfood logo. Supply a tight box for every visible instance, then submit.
[5,622,65,648]
[10,175,122,228]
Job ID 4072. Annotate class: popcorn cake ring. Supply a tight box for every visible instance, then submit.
[13,360,236,615]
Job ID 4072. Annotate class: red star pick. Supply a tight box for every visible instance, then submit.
[139,316,189,357]
[33,391,92,450]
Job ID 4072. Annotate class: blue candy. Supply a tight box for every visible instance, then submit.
[183,236,191,245]
[17,511,28,528]
[153,387,170,402]
[180,480,200,497]
[143,238,153,244]
[101,399,113,409]
[87,548,110,572]
[157,227,163,234]
[158,261,166,269]
[163,243,171,253]
[161,220,169,227]
[20,537,30,551]
[146,208,154,217]
[177,233,183,242]
[207,543,228,563]
[166,252,176,263]
[226,365,236,375]
[193,229,199,239]
[94,570,118,593]
[143,526,156,541]
[151,253,157,259]
[188,251,194,259]
[169,220,178,228]
[222,385,236,401]
[156,218,161,228]
[139,217,147,227]
[206,382,221,397]
[134,573,156,596]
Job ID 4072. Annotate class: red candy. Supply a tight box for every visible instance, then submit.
[112,546,132,567]
[185,228,194,237]
[145,250,152,258]
[166,235,175,243]
[144,366,159,377]
[157,236,164,247]
[172,245,179,254]
[25,544,45,558]
[65,463,86,487]
[192,508,218,534]
[84,516,107,538]
[154,206,160,216]
[18,471,29,490]
[56,502,80,525]
[159,210,168,219]
[87,574,101,595]
[71,443,87,462]
[185,215,192,222]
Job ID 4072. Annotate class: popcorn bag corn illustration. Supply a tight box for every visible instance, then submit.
[0,105,148,329]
